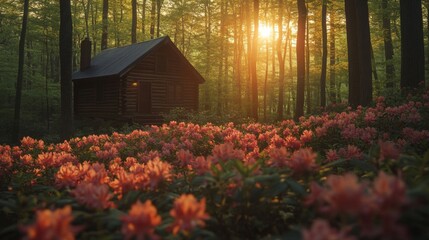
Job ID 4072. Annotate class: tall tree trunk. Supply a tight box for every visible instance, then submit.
[305,4,311,114]
[264,38,269,121]
[156,0,161,37]
[131,0,137,43]
[400,0,425,90]
[277,0,285,120]
[234,2,243,112]
[203,0,212,111]
[81,0,90,38]
[370,44,380,95]
[251,0,259,121]
[344,0,372,108]
[329,4,336,103]
[150,0,155,39]
[382,0,395,88]
[217,0,226,114]
[320,0,327,108]
[60,0,74,140]
[142,0,147,39]
[101,0,108,50]
[13,0,29,143]
[295,0,306,120]
[245,1,252,116]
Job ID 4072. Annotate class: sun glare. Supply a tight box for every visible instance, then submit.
[259,24,272,38]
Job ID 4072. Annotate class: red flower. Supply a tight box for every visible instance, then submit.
[121,200,161,240]
[170,194,209,235]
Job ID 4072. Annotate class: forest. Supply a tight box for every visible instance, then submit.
[1,0,426,143]
[1,0,429,239]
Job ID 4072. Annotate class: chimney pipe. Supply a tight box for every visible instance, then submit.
[80,38,91,71]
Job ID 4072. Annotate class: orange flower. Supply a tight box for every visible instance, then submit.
[71,182,115,210]
[170,194,209,235]
[21,205,79,240]
[145,157,172,190]
[121,200,161,240]
[55,162,81,188]
[109,169,136,199]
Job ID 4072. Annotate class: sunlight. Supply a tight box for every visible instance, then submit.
[259,23,272,39]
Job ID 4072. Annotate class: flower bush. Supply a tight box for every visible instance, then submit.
[1,90,429,239]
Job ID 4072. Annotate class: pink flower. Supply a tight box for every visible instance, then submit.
[71,182,115,210]
[268,147,290,167]
[379,140,401,161]
[322,174,372,216]
[325,149,339,162]
[211,143,245,163]
[300,130,313,144]
[302,219,356,240]
[287,148,318,174]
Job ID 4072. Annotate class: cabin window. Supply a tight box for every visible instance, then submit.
[167,84,183,104]
[156,54,167,73]
[96,79,105,102]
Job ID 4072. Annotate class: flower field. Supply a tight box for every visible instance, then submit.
[1,92,429,239]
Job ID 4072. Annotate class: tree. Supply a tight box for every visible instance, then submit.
[101,0,108,50]
[157,0,162,37]
[12,0,29,143]
[400,0,425,90]
[277,0,285,120]
[329,3,337,103]
[382,0,395,88]
[295,0,306,120]
[344,0,372,108]
[320,0,327,108]
[250,0,259,121]
[150,0,155,39]
[60,0,73,140]
[132,0,137,43]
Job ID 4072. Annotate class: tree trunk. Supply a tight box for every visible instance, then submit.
[12,0,29,143]
[150,0,155,39]
[156,0,161,37]
[382,0,395,88]
[131,0,137,43]
[142,0,147,39]
[370,44,380,95]
[344,0,372,108]
[305,4,311,114]
[320,0,327,108]
[217,0,225,114]
[101,0,108,50]
[60,0,74,140]
[251,0,259,121]
[400,0,425,90]
[329,4,336,103]
[277,0,285,120]
[295,0,306,121]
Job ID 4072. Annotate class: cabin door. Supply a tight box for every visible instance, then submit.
[138,82,152,114]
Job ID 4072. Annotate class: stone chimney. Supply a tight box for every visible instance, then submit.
[80,38,91,71]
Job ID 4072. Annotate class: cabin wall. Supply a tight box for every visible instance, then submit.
[122,47,199,117]
[74,77,120,118]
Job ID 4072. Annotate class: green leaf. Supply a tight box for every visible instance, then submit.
[286,179,306,196]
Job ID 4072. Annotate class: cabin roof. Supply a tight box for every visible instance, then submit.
[72,36,204,83]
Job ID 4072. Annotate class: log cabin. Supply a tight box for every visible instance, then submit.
[72,36,204,125]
